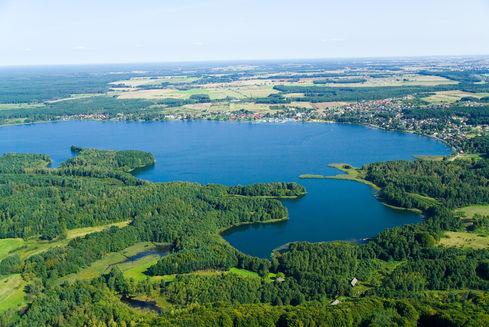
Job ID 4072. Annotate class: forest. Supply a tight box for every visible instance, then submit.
[0,146,488,326]
[363,158,489,209]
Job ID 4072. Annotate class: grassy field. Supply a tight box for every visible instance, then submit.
[0,103,45,110]
[414,155,447,161]
[408,192,439,207]
[423,90,489,104]
[60,242,165,282]
[455,205,489,219]
[439,231,489,249]
[228,267,260,279]
[46,93,105,103]
[0,220,131,261]
[0,238,24,260]
[0,274,26,314]
[0,274,25,314]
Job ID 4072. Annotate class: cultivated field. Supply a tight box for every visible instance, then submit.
[117,84,277,100]
[111,76,198,88]
[316,74,457,88]
[423,90,489,104]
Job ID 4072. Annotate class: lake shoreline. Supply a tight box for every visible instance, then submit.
[0,119,446,258]
[0,116,457,156]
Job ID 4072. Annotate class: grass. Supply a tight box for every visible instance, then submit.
[438,205,489,249]
[0,274,26,314]
[0,103,45,110]
[0,220,131,261]
[66,220,130,239]
[60,242,165,283]
[300,163,380,190]
[46,93,104,103]
[414,155,447,161]
[439,231,489,249]
[408,192,439,207]
[455,205,489,219]
[118,251,164,282]
[450,153,483,161]
[0,239,24,260]
[228,268,260,279]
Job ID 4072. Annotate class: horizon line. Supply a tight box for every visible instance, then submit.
[1,53,488,69]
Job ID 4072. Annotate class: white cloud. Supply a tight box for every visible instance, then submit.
[73,45,86,50]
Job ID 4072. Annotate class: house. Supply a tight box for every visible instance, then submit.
[275,277,285,283]
[330,299,340,306]
[351,277,358,287]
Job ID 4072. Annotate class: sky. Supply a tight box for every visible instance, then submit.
[0,0,488,66]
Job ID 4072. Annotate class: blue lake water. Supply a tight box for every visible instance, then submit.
[0,120,451,257]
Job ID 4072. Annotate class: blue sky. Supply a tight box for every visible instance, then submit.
[0,0,488,66]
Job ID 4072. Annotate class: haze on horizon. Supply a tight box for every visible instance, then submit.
[0,0,488,66]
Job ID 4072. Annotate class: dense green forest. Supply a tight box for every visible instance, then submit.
[0,147,488,326]
[363,158,489,209]
[0,71,134,103]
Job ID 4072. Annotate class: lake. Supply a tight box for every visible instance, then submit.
[0,120,451,257]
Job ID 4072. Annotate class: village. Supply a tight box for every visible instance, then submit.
[141,96,488,151]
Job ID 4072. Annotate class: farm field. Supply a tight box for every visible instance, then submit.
[423,90,489,104]
[318,74,457,88]
[117,84,277,100]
